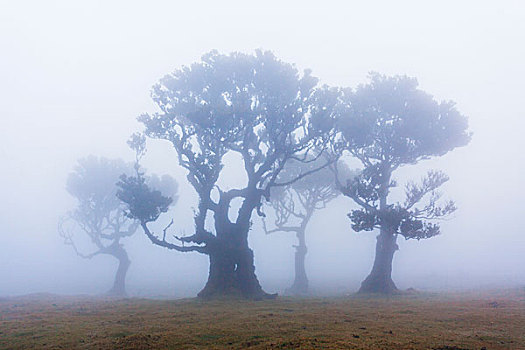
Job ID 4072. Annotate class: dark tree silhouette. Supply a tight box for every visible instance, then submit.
[60,155,177,296]
[335,73,471,294]
[263,158,345,295]
[117,51,337,299]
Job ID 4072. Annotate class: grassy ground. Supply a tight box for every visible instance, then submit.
[0,289,523,349]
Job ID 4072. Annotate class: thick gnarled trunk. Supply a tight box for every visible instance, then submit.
[107,246,130,297]
[358,229,398,294]
[196,193,275,300]
[198,238,275,299]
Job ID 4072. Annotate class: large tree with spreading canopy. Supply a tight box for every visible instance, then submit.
[334,73,471,294]
[117,50,337,299]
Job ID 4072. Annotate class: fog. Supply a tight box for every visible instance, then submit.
[1,0,524,297]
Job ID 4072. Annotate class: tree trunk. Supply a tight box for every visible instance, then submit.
[198,236,275,300]
[107,245,130,297]
[287,230,308,295]
[358,169,398,294]
[358,229,398,294]
[197,192,275,299]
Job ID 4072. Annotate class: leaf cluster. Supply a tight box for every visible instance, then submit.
[117,173,173,224]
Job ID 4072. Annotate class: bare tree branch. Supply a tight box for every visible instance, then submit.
[140,222,208,254]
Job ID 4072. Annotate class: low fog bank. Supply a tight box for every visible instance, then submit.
[1,162,524,298]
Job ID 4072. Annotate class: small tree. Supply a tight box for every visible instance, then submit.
[263,158,344,295]
[335,73,471,294]
[60,155,177,296]
[117,51,338,299]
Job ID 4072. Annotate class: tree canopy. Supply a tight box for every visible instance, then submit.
[336,73,471,240]
[62,156,137,256]
[62,155,178,295]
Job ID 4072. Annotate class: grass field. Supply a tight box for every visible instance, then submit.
[0,289,523,349]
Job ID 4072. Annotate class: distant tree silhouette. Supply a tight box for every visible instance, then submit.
[117,51,338,299]
[263,157,349,295]
[335,73,471,294]
[60,155,177,296]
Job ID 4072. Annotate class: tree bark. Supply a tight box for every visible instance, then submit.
[198,230,275,300]
[358,168,399,294]
[358,229,398,294]
[287,229,308,295]
[196,192,275,299]
[107,245,130,297]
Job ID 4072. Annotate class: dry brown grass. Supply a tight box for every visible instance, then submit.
[0,289,524,349]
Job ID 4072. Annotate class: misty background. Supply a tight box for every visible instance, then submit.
[1,0,524,297]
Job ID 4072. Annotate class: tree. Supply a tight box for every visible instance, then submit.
[263,158,344,295]
[60,155,177,296]
[334,73,471,294]
[117,50,337,299]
